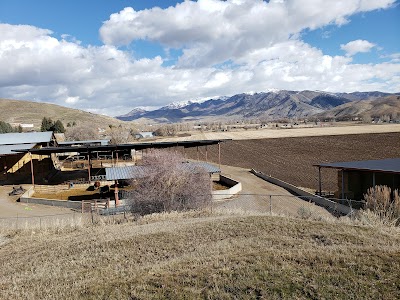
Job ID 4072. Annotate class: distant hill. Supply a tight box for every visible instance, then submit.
[317,95,400,119]
[0,98,126,130]
[117,90,397,123]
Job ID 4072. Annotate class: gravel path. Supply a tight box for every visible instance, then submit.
[215,165,332,217]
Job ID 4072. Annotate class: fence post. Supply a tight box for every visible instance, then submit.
[91,208,94,225]
[269,195,272,214]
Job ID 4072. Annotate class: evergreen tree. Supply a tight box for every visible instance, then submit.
[41,117,54,131]
[52,120,66,133]
[0,121,14,133]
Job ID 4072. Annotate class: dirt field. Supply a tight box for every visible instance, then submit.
[157,123,400,141]
[186,132,400,194]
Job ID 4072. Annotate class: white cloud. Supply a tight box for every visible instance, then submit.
[0,0,399,116]
[100,0,395,67]
[340,39,376,56]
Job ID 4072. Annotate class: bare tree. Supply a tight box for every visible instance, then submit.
[65,125,99,141]
[127,150,212,215]
[108,126,134,144]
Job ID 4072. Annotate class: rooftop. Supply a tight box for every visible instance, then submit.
[0,131,53,146]
[13,139,229,155]
[315,158,400,174]
[105,161,221,181]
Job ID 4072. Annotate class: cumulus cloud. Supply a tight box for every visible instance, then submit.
[100,0,395,67]
[0,0,399,116]
[341,39,376,56]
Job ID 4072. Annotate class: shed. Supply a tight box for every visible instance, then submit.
[315,158,400,200]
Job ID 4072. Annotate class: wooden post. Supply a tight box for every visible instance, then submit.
[29,152,35,186]
[318,167,322,196]
[218,142,221,170]
[87,154,91,182]
[114,180,120,207]
[205,145,208,162]
[197,146,199,161]
[116,151,119,165]
[341,169,345,199]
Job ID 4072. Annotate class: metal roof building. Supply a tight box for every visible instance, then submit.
[105,162,220,181]
[58,139,109,146]
[0,131,54,155]
[315,158,400,200]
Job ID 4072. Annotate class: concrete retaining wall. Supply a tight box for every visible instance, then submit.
[250,169,353,215]
[20,187,82,209]
[212,175,242,201]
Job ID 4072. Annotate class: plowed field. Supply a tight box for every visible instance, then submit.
[186,132,400,192]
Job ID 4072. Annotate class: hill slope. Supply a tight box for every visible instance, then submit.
[0,213,399,299]
[317,95,400,119]
[0,98,125,130]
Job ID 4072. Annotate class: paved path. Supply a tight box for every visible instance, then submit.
[215,165,332,217]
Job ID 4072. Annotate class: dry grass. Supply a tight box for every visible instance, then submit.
[0,98,126,130]
[0,210,399,299]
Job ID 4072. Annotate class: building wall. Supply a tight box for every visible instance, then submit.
[337,170,400,201]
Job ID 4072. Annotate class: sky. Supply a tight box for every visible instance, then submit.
[0,0,399,116]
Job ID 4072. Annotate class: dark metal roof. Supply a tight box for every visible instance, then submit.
[315,158,400,174]
[12,139,229,155]
[58,139,109,146]
[0,131,53,146]
[105,161,220,180]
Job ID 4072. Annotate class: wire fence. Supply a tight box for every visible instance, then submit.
[0,194,364,230]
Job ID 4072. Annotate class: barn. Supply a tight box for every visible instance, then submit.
[0,131,57,183]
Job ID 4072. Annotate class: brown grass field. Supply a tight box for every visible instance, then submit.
[0,212,399,299]
[186,132,400,193]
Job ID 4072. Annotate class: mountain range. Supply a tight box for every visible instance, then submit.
[117,90,399,123]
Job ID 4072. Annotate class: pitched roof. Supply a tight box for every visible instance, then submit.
[0,131,53,146]
[315,158,400,174]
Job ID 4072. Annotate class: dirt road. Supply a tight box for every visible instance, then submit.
[215,165,331,217]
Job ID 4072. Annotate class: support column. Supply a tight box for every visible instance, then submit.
[318,167,322,196]
[29,152,35,186]
[87,154,91,182]
[114,180,121,207]
[197,146,199,161]
[372,172,376,188]
[205,145,208,162]
[341,169,345,199]
[218,142,221,170]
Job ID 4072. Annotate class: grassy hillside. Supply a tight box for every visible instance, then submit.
[319,95,400,119]
[0,98,128,130]
[0,212,399,299]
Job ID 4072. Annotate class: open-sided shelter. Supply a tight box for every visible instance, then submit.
[315,158,400,200]
[0,131,56,183]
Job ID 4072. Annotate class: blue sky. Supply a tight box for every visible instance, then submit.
[0,0,399,116]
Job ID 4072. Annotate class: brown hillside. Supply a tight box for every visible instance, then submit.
[0,98,129,130]
[319,95,400,118]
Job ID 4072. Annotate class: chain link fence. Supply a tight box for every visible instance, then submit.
[0,194,364,230]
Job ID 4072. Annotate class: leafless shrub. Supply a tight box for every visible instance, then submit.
[108,126,135,144]
[127,150,212,215]
[363,185,400,226]
[65,125,99,141]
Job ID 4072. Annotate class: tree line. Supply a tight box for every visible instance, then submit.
[0,121,22,134]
